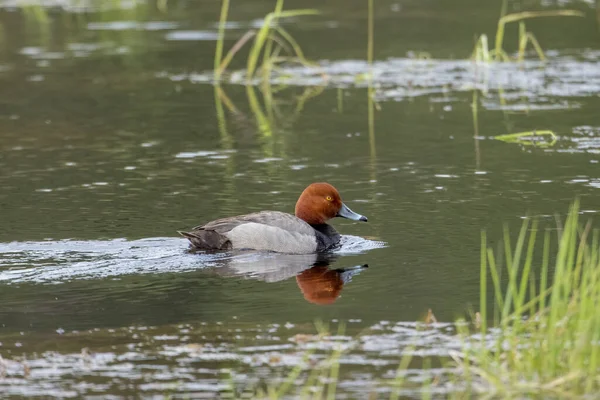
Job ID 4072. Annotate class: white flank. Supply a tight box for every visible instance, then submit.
[227,223,318,254]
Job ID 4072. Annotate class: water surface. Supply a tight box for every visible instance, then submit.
[1,0,600,396]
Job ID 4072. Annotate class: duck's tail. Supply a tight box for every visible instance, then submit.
[178,230,232,250]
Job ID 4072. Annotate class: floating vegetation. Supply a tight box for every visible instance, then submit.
[495,129,558,147]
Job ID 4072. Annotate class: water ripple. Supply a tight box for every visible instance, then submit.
[0,235,384,284]
[160,50,600,110]
[0,320,467,398]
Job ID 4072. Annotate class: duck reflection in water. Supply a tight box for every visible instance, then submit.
[295,262,366,305]
[212,253,368,305]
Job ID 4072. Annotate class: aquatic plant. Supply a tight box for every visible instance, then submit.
[212,0,326,152]
[367,0,376,162]
[227,201,600,398]
[454,200,600,397]
[214,0,318,83]
[472,0,585,62]
[495,129,557,148]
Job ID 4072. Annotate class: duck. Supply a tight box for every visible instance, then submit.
[179,182,367,254]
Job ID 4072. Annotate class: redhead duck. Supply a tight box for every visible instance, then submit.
[179,182,367,253]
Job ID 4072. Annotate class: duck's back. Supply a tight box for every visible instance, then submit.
[181,211,332,253]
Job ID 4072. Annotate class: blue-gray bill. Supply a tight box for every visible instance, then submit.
[337,203,368,222]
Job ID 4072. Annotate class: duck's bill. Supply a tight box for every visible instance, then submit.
[337,203,368,222]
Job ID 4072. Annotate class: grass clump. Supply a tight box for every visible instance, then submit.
[214,0,318,84]
[212,0,323,144]
[229,201,600,398]
[472,0,584,62]
[456,200,600,397]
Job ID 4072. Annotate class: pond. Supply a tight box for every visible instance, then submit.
[0,0,599,397]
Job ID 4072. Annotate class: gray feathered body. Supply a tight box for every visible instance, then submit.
[179,211,340,254]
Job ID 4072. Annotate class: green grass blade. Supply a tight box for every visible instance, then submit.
[539,229,550,312]
[480,230,488,335]
[502,218,530,319]
[218,30,257,75]
[517,219,538,310]
[246,9,318,81]
[214,0,230,82]
[499,10,585,25]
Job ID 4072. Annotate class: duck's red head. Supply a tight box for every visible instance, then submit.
[294,182,368,225]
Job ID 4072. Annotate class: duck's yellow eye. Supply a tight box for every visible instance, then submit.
[326,196,333,201]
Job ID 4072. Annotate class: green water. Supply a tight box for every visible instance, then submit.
[1,0,600,397]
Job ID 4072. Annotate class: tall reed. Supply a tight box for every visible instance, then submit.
[457,200,600,396]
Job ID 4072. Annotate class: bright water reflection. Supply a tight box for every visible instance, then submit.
[0,235,380,285]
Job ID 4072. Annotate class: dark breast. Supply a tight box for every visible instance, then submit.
[311,224,341,251]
